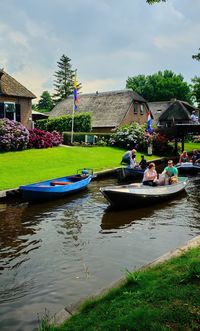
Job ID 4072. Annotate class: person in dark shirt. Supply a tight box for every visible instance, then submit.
[139,155,148,170]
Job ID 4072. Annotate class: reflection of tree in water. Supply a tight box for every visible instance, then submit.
[58,209,82,243]
[0,203,41,272]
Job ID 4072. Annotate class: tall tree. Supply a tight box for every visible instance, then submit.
[53,54,74,103]
[126,70,192,103]
[53,55,82,104]
[37,91,54,112]
[191,76,200,108]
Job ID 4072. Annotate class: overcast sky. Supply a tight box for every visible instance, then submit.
[0,0,199,101]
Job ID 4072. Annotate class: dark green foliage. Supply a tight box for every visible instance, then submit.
[37,91,54,112]
[63,132,86,145]
[53,54,74,103]
[63,132,111,145]
[191,76,200,108]
[126,70,192,103]
[36,113,91,133]
[53,54,81,104]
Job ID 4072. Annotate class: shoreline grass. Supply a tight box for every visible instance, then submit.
[0,146,157,190]
[43,246,200,331]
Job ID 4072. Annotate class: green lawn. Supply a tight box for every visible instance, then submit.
[41,246,200,331]
[1,143,200,191]
[182,142,200,152]
[0,146,157,190]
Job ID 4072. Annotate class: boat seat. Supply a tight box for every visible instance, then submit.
[50,181,72,186]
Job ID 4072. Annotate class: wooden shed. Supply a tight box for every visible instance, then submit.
[148,99,199,127]
[49,89,149,132]
[0,69,36,128]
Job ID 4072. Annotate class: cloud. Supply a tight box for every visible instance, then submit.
[0,0,199,101]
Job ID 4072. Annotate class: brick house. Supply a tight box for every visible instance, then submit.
[0,69,36,128]
[49,89,150,132]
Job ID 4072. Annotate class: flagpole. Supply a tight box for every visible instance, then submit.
[71,98,75,144]
[71,69,77,144]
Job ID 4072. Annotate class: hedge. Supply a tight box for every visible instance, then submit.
[35,113,91,133]
[63,132,111,145]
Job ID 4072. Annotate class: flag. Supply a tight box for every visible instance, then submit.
[147,111,152,133]
[73,73,78,111]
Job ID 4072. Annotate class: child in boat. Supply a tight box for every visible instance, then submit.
[139,155,148,170]
[179,151,189,163]
[162,160,178,184]
[120,149,137,168]
[142,162,158,186]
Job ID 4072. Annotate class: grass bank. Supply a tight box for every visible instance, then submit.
[42,245,200,331]
[0,146,157,190]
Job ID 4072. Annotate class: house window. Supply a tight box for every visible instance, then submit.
[134,103,138,114]
[140,104,144,115]
[0,102,21,122]
[5,102,16,120]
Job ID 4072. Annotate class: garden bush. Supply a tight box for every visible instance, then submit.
[109,123,146,150]
[28,128,62,149]
[36,113,91,133]
[0,118,29,151]
[145,131,174,155]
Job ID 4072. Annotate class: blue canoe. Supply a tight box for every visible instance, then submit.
[19,169,93,202]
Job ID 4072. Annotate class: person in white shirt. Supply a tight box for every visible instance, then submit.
[142,163,158,186]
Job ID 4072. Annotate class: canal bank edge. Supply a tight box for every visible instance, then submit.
[0,156,170,200]
[50,234,200,327]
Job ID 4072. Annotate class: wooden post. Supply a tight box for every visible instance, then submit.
[181,135,184,152]
[174,138,178,155]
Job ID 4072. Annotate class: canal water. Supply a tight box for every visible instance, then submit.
[0,176,200,331]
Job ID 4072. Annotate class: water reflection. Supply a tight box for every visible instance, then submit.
[0,203,41,272]
[0,176,200,331]
[101,192,187,231]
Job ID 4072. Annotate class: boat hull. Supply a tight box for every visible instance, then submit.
[100,177,188,208]
[176,162,200,174]
[117,167,144,181]
[19,174,93,202]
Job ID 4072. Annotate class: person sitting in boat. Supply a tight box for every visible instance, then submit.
[142,162,158,186]
[139,155,148,170]
[179,151,189,163]
[192,149,200,164]
[120,149,137,168]
[196,150,200,163]
[162,160,178,184]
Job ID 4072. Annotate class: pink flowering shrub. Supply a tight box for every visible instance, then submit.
[0,118,29,151]
[28,128,62,149]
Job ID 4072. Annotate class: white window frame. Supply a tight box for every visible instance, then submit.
[4,102,16,120]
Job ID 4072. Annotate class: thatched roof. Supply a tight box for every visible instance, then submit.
[0,70,36,99]
[49,89,147,128]
[159,100,195,121]
[149,100,198,125]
